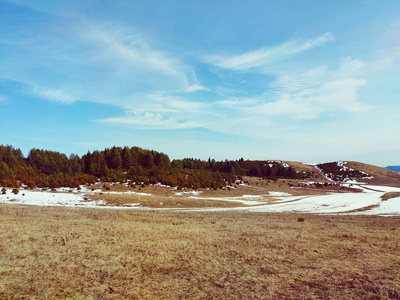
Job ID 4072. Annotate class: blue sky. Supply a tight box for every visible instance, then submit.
[1,0,399,166]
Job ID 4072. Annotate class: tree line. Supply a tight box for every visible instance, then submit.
[0,145,309,189]
[176,157,308,179]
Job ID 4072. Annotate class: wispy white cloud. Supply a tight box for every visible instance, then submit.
[99,110,205,130]
[205,32,334,71]
[97,92,211,130]
[269,66,329,93]
[214,87,246,97]
[335,57,364,76]
[184,84,210,92]
[217,98,260,107]
[100,56,371,134]
[79,23,194,92]
[30,86,76,104]
[216,57,372,123]
[147,93,205,112]
[1,14,204,108]
[246,78,369,120]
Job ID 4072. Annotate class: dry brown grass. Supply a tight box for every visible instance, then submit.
[89,193,243,208]
[1,204,400,299]
[85,177,350,209]
[346,161,400,187]
[381,192,400,201]
[97,177,344,199]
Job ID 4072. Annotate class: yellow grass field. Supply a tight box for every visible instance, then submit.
[1,204,399,299]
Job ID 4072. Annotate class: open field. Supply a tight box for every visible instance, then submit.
[89,193,244,209]
[2,178,400,215]
[1,204,399,299]
[106,177,353,198]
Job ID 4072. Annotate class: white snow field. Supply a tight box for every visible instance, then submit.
[0,184,399,215]
[0,188,107,208]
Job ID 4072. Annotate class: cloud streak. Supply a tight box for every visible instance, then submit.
[84,26,190,86]
[99,110,205,130]
[217,57,372,122]
[206,32,334,71]
[30,86,76,104]
[184,84,210,93]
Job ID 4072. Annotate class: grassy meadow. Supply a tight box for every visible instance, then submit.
[1,204,399,299]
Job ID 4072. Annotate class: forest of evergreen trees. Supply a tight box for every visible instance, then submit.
[0,145,310,189]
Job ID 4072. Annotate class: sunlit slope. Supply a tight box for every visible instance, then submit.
[346,161,400,187]
[285,160,400,187]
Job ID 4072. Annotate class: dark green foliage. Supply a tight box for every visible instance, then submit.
[28,149,69,175]
[174,158,309,179]
[121,147,133,170]
[0,144,309,189]
[69,154,81,175]
[110,147,122,170]
[0,162,13,180]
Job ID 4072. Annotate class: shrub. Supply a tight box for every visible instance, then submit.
[1,187,6,194]
[12,188,19,195]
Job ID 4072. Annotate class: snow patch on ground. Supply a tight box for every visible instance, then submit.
[359,196,400,216]
[1,184,400,216]
[153,183,172,188]
[106,191,153,196]
[175,190,203,196]
[0,188,107,207]
[245,184,400,215]
[267,160,289,168]
[267,191,292,197]
[249,193,378,213]
[361,185,400,192]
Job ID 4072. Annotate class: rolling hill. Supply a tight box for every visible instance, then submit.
[284,160,400,187]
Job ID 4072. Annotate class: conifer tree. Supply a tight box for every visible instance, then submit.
[122,147,133,170]
[110,147,122,170]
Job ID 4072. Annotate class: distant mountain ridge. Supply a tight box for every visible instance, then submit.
[386,166,400,172]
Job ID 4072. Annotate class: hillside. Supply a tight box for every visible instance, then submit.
[283,161,328,181]
[287,160,400,187]
[345,161,400,187]
[0,145,308,190]
[2,144,400,189]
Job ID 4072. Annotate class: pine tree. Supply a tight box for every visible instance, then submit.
[121,147,133,170]
[110,147,122,170]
